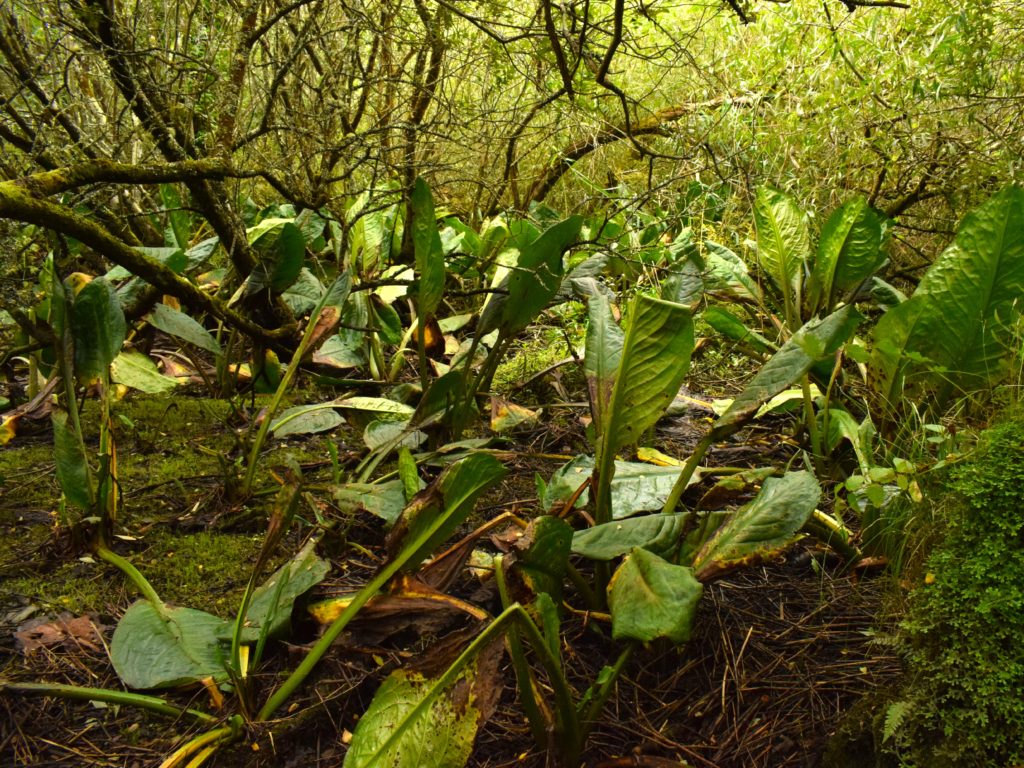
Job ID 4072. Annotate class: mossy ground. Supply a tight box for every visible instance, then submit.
[1,390,345,618]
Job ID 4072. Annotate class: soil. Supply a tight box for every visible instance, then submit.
[0,375,902,768]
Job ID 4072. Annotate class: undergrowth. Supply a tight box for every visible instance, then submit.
[886,411,1024,767]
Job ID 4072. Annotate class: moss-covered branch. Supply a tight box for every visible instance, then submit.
[0,180,293,343]
[11,159,250,198]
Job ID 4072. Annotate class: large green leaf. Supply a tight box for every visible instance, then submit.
[540,455,698,519]
[691,471,820,581]
[270,403,345,437]
[110,601,227,689]
[411,177,446,318]
[246,222,306,295]
[71,278,125,382]
[809,197,887,314]
[232,541,330,642]
[712,305,861,438]
[608,548,702,644]
[661,253,704,311]
[343,648,499,768]
[703,241,762,303]
[336,396,415,417]
[823,407,874,475]
[509,516,572,603]
[583,291,623,440]
[159,184,191,250]
[702,306,776,356]
[601,294,694,454]
[870,185,1024,407]
[572,513,689,561]
[479,216,582,337]
[333,480,408,525]
[389,453,506,571]
[146,302,221,355]
[753,187,811,325]
[52,408,92,509]
[110,350,178,394]
[246,216,292,245]
[283,268,326,315]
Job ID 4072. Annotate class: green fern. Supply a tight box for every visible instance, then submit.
[883,700,911,743]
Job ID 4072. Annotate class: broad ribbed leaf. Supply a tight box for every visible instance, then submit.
[110,350,178,393]
[247,222,305,295]
[608,548,702,644]
[282,268,325,315]
[147,303,221,354]
[392,453,506,570]
[110,601,226,689]
[159,184,190,250]
[343,647,500,768]
[71,278,125,382]
[662,257,704,311]
[541,455,699,520]
[412,177,446,318]
[692,471,820,581]
[753,187,811,324]
[236,541,330,641]
[333,480,408,524]
[497,215,582,336]
[510,516,572,603]
[270,403,345,437]
[603,295,694,453]
[702,306,776,356]
[870,185,1024,407]
[703,241,762,302]
[823,407,873,475]
[584,291,624,439]
[713,305,861,438]
[572,513,689,561]
[336,396,414,416]
[809,198,886,314]
[52,409,91,509]
[247,216,292,245]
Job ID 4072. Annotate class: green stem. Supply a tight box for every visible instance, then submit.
[494,557,550,750]
[240,289,339,497]
[258,562,389,720]
[162,719,242,768]
[356,603,583,768]
[475,334,508,396]
[803,509,862,566]
[183,745,218,768]
[353,606,520,764]
[565,562,601,612]
[802,375,824,472]
[95,546,165,613]
[579,642,635,737]
[661,434,714,515]
[0,681,217,724]
[511,608,582,767]
[96,377,115,547]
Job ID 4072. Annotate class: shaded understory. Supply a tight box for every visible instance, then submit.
[0,385,901,767]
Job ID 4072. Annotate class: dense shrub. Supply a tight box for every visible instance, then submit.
[891,414,1024,767]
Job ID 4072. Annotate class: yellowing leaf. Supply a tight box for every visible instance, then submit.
[489,396,539,433]
[0,415,18,445]
[636,446,684,467]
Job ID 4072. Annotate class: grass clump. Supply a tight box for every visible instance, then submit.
[887,413,1024,767]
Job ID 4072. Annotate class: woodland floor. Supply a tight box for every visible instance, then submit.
[0,356,902,768]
